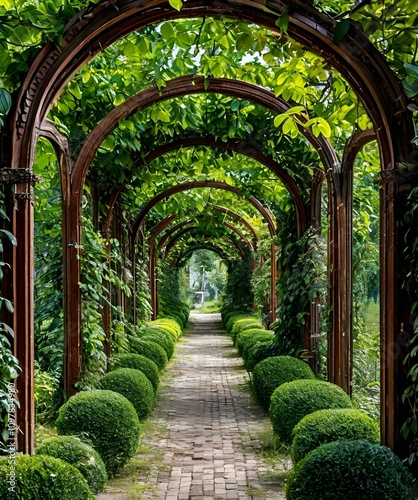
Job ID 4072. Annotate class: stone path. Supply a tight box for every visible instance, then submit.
[98,313,288,499]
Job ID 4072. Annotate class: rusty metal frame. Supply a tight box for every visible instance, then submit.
[2,0,415,456]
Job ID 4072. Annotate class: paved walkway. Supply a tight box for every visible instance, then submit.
[98,313,287,499]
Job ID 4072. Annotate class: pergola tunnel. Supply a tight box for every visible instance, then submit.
[0,0,418,497]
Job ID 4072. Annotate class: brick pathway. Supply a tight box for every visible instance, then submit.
[98,313,287,499]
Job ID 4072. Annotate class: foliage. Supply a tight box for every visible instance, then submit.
[33,138,64,376]
[252,356,315,411]
[34,363,60,424]
[108,353,160,393]
[138,326,175,360]
[235,328,270,356]
[222,257,254,312]
[241,332,274,362]
[129,338,168,371]
[269,379,352,444]
[151,318,183,340]
[286,440,414,500]
[245,341,274,372]
[0,188,19,452]
[231,318,262,340]
[0,454,95,499]
[401,185,418,466]
[99,368,155,420]
[290,408,380,464]
[270,227,327,357]
[36,435,107,494]
[55,389,140,475]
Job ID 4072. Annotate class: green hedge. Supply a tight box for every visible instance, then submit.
[230,318,262,343]
[56,389,140,475]
[252,356,315,410]
[129,338,168,370]
[223,311,246,329]
[286,440,414,500]
[151,319,182,340]
[291,408,380,463]
[242,332,274,361]
[235,329,271,356]
[0,454,94,499]
[99,368,155,420]
[270,379,352,443]
[36,435,107,494]
[140,326,175,359]
[245,341,273,371]
[226,314,256,335]
[109,353,160,392]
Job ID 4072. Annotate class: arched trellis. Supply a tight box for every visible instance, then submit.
[1,0,415,456]
[131,180,277,324]
[145,210,258,318]
[176,244,231,268]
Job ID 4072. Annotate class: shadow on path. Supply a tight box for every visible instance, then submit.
[98,313,288,499]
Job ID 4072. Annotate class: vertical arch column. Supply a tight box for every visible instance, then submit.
[1,168,38,454]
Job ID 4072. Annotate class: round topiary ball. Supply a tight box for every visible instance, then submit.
[99,368,155,420]
[286,440,414,500]
[0,454,94,499]
[241,332,274,361]
[56,389,140,475]
[109,353,160,392]
[270,379,352,443]
[245,341,273,371]
[129,338,168,370]
[253,356,316,410]
[231,319,262,343]
[36,435,107,494]
[141,327,175,359]
[290,408,380,463]
[235,328,267,355]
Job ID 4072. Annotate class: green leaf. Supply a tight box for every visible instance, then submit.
[333,19,350,44]
[275,6,289,34]
[0,229,17,246]
[0,88,12,116]
[168,0,183,12]
[161,22,175,40]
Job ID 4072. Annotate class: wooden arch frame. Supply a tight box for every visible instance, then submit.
[176,244,231,268]
[2,0,415,457]
[131,179,277,323]
[147,210,258,318]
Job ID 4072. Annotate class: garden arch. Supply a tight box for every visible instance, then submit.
[1,0,415,458]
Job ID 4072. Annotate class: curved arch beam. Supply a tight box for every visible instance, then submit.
[134,180,277,324]
[10,0,411,173]
[176,244,230,267]
[69,76,336,212]
[135,135,308,235]
[132,181,276,240]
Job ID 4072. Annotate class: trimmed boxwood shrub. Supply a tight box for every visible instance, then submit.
[0,454,94,499]
[151,319,182,340]
[291,408,380,463]
[36,435,107,494]
[245,341,273,371]
[226,314,256,334]
[241,332,274,360]
[270,379,352,443]
[130,338,168,370]
[109,353,160,392]
[253,356,316,411]
[231,318,260,337]
[235,328,267,354]
[231,322,262,344]
[141,327,175,359]
[223,310,245,329]
[56,389,140,475]
[99,368,155,419]
[286,440,414,500]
